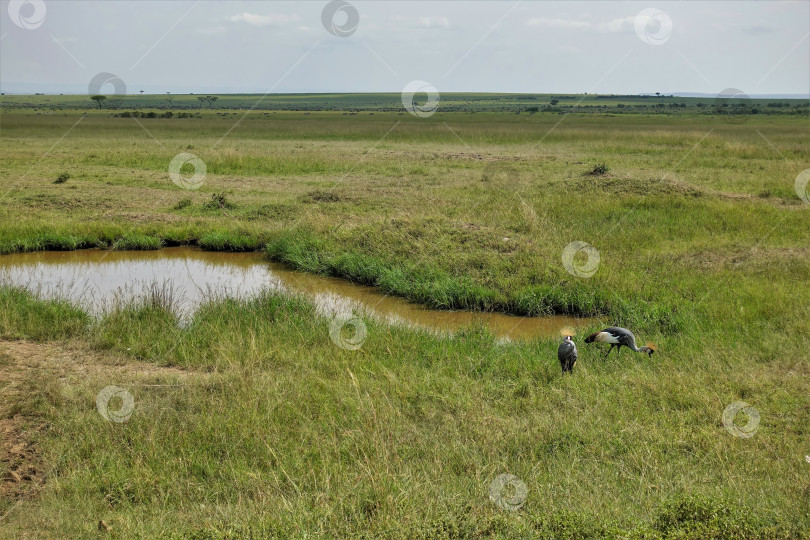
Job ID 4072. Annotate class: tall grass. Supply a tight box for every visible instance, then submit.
[0,286,88,340]
[265,229,691,333]
[0,287,806,538]
[0,110,808,537]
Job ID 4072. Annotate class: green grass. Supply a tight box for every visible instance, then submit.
[0,107,808,537]
[0,288,807,538]
[112,232,164,250]
[3,92,807,116]
[0,287,89,340]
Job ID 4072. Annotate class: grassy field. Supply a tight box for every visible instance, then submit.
[3,91,808,115]
[0,100,809,537]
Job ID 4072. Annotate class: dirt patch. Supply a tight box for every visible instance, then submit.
[0,340,191,507]
[101,211,184,223]
[300,189,351,203]
[0,415,42,505]
[572,176,704,197]
[18,193,92,211]
[673,246,810,271]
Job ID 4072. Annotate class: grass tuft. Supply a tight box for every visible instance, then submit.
[113,233,164,250]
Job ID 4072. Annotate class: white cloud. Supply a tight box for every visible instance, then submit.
[595,16,634,33]
[418,16,449,28]
[526,16,634,33]
[227,13,300,27]
[389,15,449,29]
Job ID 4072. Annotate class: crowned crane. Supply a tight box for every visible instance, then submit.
[584,327,655,358]
[558,335,578,373]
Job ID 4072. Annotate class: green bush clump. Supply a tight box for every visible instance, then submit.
[198,231,260,252]
[113,233,163,250]
[203,192,236,210]
[172,198,192,210]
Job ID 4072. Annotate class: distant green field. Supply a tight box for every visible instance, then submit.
[0,106,808,537]
[2,91,808,116]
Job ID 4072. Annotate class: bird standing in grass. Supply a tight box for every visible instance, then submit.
[558,332,578,373]
[584,327,655,358]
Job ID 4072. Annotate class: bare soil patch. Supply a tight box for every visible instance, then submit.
[0,340,190,507]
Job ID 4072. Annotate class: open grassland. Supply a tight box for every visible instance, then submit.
[0,106,809,537]
[3,91,808,114]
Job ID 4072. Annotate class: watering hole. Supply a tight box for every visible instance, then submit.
[0,247,594,341]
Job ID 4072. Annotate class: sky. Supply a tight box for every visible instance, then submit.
[1,0,808,96]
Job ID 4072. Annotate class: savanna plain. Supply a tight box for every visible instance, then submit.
[0,96,809,538]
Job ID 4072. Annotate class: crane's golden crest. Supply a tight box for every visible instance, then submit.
[559,327,576,337]
[645,342,658,351]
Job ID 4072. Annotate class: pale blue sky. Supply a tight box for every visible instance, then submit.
[1,0,808,95]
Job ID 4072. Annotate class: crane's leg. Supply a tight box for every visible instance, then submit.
[604,344,614,358]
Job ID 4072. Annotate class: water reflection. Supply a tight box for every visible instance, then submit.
[0,247,594,341]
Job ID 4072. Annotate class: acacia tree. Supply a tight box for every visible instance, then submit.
[90,95,106,109]
[165,92,173,108]
[197,95,219,109]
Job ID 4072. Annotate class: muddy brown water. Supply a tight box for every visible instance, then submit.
[0,247,594,341]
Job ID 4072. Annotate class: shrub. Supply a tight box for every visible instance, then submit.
[54,172,70,184]
[202,192,236,210]
[172,198,192,210]
[586,163,609,176]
